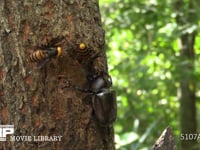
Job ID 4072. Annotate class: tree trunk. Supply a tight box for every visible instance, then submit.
[174,0,198,149]
[178,33,197,150]
[152,127,176,150]
[0,1,115,150]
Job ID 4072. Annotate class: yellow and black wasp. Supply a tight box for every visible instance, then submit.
[71,42,94,64]
[29,46,62,62]
[29,46,62,70]
[76,43,90,59]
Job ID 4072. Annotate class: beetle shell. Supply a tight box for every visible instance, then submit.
[91,77,106,91]
[92,89,117,125]
[90,75,112,92]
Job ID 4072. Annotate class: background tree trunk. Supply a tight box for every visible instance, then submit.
[174,0,198,149]
[0,0,115,150]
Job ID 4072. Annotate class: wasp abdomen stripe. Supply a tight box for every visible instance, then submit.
[29,46,62,63]
[30,50,47,62]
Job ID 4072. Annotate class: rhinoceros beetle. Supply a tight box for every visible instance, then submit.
[87,74,117,126]
[61,73,117,126]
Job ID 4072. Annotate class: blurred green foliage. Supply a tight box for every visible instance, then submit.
[99,0,200,149]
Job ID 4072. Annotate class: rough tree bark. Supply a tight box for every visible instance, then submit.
[152,127,176,150]
[174,0,199,149]
[0,0,115,150]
